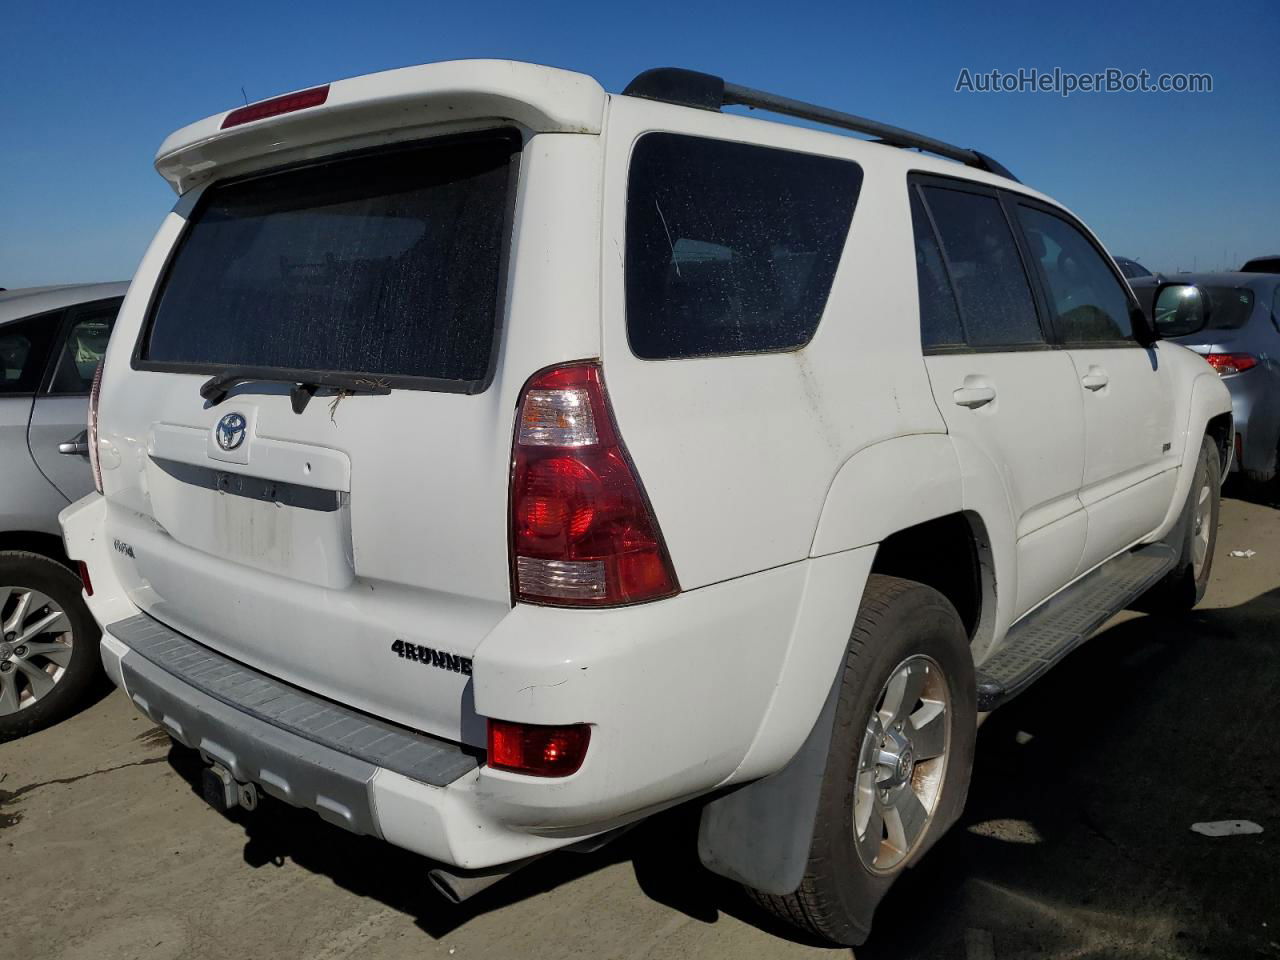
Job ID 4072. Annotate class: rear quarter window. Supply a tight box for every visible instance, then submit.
[625,133,862,360]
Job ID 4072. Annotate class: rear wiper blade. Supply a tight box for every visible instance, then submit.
[199,369,392,413]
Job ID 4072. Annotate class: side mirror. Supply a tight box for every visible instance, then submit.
[1151,283,1212,338]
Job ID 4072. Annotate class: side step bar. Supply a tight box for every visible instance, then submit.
[975,543,1177,711]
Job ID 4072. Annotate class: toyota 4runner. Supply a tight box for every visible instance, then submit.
[59,60,1232,945]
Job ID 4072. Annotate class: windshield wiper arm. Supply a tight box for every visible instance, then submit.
[199,369,392,413]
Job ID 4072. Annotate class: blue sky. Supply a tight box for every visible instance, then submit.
[2,0,1276,286]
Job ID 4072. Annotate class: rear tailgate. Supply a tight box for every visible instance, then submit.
[94,69,606,745]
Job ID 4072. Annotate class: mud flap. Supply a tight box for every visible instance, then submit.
[696,674,840,895]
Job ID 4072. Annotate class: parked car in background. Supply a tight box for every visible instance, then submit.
[60,60,1231,946]
[1,283,124,738]
[1133,272,1280,484]
[1115,256,1155,280]
[1240,255,1280,274]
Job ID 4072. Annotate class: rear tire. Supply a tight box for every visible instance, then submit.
[1141,436,1220,611]
[749,575,976,946]
[0,551,102,742]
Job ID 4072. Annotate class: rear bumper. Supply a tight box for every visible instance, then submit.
[1224,372,1280,477]
[99,616,569,868]
[61,492,875,869]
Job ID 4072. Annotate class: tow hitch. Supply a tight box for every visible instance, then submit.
[201,763,260,813]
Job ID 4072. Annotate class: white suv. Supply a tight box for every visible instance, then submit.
[60,60,1231,945]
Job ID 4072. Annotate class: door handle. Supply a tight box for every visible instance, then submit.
[58,430,89,456]
[952,385,997,409]
[1081,368,1110,392]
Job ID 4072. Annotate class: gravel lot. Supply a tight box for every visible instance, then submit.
[3,493,1278,960]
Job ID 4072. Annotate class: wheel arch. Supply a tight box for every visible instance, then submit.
[810,432,1008,655]
[1205,411,1232,476]
[0,531,73,569]
[809,434,964,556]
[1150,373,1234,542]
[870,511,995,652]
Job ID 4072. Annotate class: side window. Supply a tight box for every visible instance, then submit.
[909,188,965,349]
[0,311,60,395]
[920,186,1043,348]
[625,133,863,359]
[1015,205,1133,343]
[47,299,121,395]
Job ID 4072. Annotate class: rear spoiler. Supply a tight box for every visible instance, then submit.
[154,59,606,194]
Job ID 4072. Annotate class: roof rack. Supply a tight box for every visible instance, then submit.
[621,68,1019,183]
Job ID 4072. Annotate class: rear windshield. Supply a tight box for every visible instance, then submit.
[1204,286,1255,330]
[625,133,862,359]
[140,130,519,390]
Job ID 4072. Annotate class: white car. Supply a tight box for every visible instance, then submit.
[60,61,1231,945]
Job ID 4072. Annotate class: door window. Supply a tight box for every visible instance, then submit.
[920,186,1044,348]
[47,300,121,395]
[909,189,965,349]
[1015,205,1133,343]
[0,312,59,394]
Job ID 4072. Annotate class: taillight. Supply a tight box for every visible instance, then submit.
[487,719,590,777]
[77,562,94,597]
[1205,353,1258,376]
[221,84,330,129]
[88,361,103,494]
[510,362,678,606]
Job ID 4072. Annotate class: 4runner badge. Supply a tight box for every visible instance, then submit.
[391,639,472,676]
[215,412,247,451]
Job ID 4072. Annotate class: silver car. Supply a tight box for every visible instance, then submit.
[1138,272,1280,483]
[1,283,124,738]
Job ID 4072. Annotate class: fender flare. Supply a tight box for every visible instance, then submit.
[810,431,1015,658]
[1151,372,1233,540]
[809,434,962,556]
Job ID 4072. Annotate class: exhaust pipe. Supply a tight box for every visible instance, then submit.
[428,856,543,904]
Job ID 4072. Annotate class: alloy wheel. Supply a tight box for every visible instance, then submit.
[853,655,951,874]
[1191,480,1213,579]
[0,587,73,715]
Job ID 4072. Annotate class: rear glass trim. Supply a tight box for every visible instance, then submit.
[130,128,523,397]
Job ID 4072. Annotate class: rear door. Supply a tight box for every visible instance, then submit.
[911,177,1087,619]
[1009,201,1179,573]
[99,130,537,745]
[1,310,63,524]
[28,298,121,501]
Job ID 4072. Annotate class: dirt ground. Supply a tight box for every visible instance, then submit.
[3,492,1278,960]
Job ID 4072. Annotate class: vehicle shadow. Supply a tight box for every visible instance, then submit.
[161,582,1280,956]
[1224,475,1280,509]
[854,583,1280,959]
